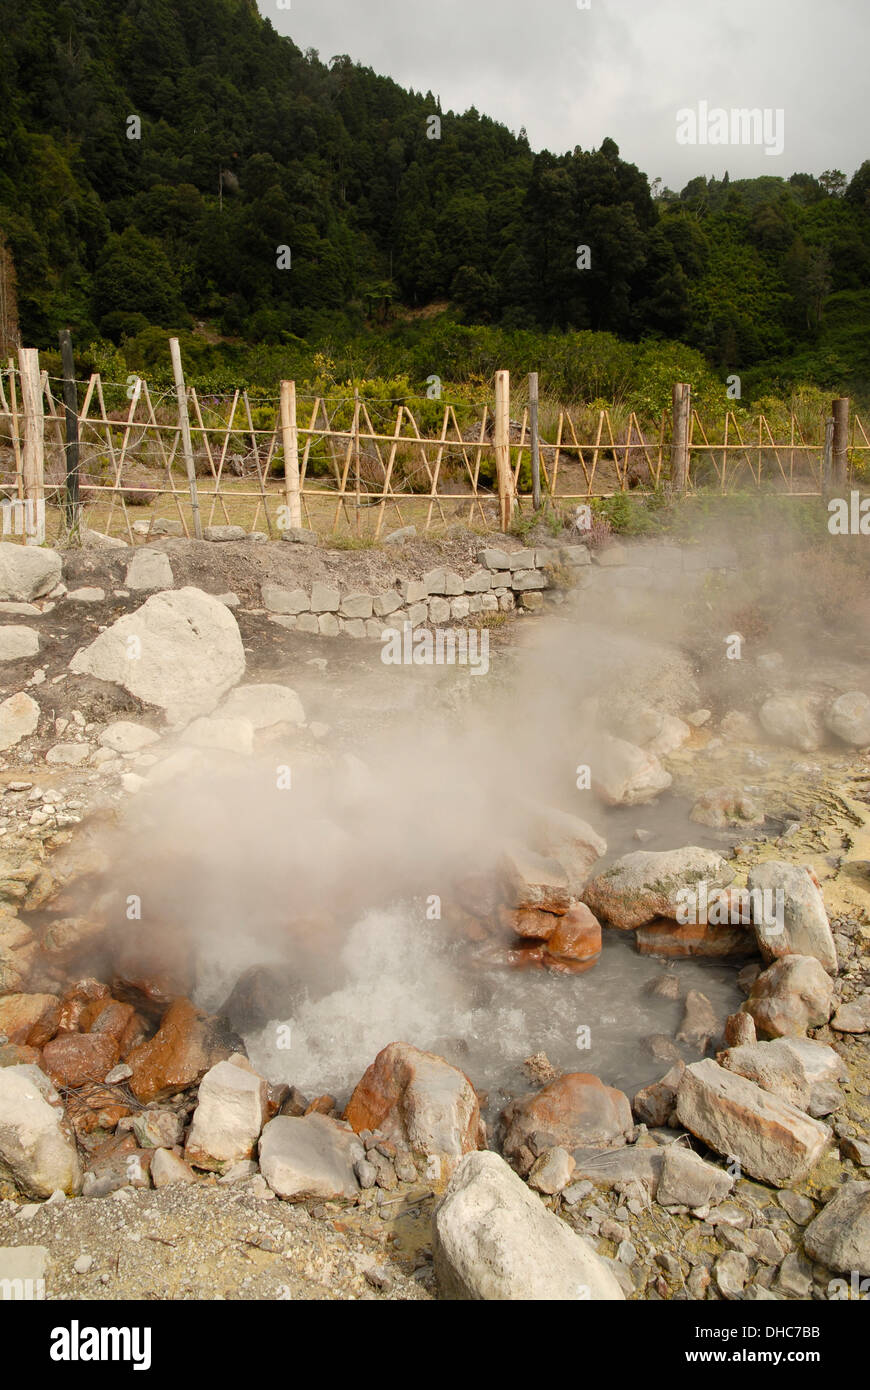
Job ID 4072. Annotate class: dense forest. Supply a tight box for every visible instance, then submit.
[1,0,869,405]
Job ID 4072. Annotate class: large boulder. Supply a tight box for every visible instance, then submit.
[720,1038,846,1117]
[68,587,246,725]
[747,862,837,973]
[803,1181,870,1277]
[582,848,734,930]
[743,955,834,1039]
[593,735,671,806]
[259,1113,363,1200]
[0,1065,82,1197]
[433,1150,624,1300]
[825,692,870,748]
[675,1058,830,1187]
[125,998,238,1103]
[345,1042,484,1161]
[184,1055,268,1170]
[501,1073,633,1174]
[759,693,825,752]
[0,544,61,601]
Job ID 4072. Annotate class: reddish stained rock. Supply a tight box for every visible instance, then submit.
[345,1041,484,1161]
[304,1094,337,1117]
[0,992,61,1046]
[64,1082,131,1138]
[56,978,111,1034]
[41,1032,119,1088]
[79,996,136,1043]
[501,1073,634,1174]
[635,916,753,959]
[125,998,238,1104]
[545,903,602,971]
[510,907,561,941]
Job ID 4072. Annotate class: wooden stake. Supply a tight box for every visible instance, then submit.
[529,372,541,511]
[17,347,44,543]
[58,330,80,529]
[280,380,302,530]
[494,369,513,530]
[671,382,691,492]
[169,337,202,539]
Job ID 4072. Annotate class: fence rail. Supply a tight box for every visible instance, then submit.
[0,343,866,544]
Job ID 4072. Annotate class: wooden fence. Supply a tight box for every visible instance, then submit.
[0,342,867,545]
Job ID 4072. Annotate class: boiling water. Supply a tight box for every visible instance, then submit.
[238,904,746,1127]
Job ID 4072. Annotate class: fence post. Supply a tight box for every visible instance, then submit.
[17,347,44,544]
[832,397,849,489]
[529,372,541,512]
[169,337,203,540]
[58,329,80,531]
[494,369,514,530]
[671,382,691,492]
[280,379,302,530]
[822,415,835,496]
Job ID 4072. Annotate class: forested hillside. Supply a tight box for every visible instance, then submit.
[1,0,869,400]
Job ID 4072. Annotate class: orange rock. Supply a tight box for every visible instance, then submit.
[0,991,61,1046]
[125,998,237,1103]
[545,902,602,968]
[345,1041,483,1160]
[510,907,560,941]
[506,943,548,969]
[65,1083,131,1138]
[42,1032,119,1087]
[79,997,136,1043]
[635,917,754,958]
[304,1094,336,1116]
[501,1073,634,1172]
[57,979,111,1033]
[118,1010,149,1058]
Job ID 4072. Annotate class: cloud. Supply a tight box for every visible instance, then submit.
[265,0,869,186]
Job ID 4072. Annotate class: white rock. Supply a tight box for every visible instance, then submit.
[185,1056,268,1170]
[45,743,90,766]
[150,1148,197,1188]
[594,734,672,806]
[0,692,39,751]
[825,692,870,748]
[0,545,61,601]
[69,587,246,724]
[721,1038,846,1116]
[583,846,734,930]
[217,683,305,730]
[66,588,105,603]
[180,716,254,755]
[125,549,174,592]
[0,1244,48,1298]
[0,626,39,661]
[258,1113,363,1200]
[98,721,160,754]
[747,861,837,973]
[760,693,825,752]
[675,1058,831,1187]
[0,1066,82,1198]
[433,1150,625,1300]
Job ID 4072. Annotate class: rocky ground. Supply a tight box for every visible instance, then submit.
[0,527,868,1302]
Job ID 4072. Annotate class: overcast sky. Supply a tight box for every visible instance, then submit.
[262,0,868,189]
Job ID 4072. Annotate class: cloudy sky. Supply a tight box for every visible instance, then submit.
[262,0,868,189]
